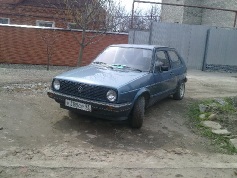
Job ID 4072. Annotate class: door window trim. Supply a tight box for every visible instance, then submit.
[153,49,171,73]
[167,50,182,69]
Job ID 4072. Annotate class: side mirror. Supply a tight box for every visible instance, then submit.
[161,66,169,71]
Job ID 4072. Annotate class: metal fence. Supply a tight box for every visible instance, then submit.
[205,28,237,66]
[129,22,237,72]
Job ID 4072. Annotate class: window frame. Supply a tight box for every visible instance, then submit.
[167,50,182,69]
[67,22,81,30]
[36,20,55,28]
[154,50,171,73]
[0,17,10,24]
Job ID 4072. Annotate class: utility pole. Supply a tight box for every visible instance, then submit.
[131,0,135,29]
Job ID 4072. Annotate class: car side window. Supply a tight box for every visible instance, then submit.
[168,51,182,68]
[155,51,170,71]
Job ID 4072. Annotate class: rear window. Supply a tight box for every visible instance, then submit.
[168,51,182,68]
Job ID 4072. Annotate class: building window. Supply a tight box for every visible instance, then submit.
[0,18,10,24]
[67,23,81,30]
[36,20,55,28]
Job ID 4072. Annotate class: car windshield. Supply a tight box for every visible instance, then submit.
[93,46,152,72]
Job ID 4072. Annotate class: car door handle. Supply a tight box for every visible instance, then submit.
[170,72,174,75]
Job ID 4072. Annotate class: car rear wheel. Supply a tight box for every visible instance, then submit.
[129,96,145,129]
[173,82,185,100]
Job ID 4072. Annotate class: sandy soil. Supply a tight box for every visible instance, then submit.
[0,66,237,178]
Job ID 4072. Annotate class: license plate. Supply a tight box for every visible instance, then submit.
[65,99,91,112]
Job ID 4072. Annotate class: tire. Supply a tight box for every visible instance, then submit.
[173,82,185,100]
[129,96,145,129]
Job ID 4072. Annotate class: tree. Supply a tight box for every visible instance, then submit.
[108,4,161,32]
[39,28,59,71]
[43,0,161,65]
[57,0,125,66]
[105,0,129,32]
[131,5,161,30]
[145,5,161,23]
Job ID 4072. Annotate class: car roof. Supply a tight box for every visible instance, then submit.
[110,44,172,50]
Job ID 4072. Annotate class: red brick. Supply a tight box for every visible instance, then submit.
[0,26,128,66]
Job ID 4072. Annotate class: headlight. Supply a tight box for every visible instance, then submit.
[107,90,117,102]
[53,79,60,90]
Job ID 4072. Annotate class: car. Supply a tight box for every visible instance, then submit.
[47,44,187,128]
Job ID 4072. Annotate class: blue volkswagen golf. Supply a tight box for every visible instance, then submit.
[48,44,187,128]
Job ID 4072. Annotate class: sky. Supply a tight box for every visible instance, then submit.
[119,0,162,14]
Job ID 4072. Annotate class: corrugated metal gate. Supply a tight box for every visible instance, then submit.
[129,22,237,71]
[205,28,237,66]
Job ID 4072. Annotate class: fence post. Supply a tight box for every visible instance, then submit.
[234,12,237,28]
[202,29,210,71]
[148,21,153,45]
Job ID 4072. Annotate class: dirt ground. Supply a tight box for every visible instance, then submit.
[0,65,237,178]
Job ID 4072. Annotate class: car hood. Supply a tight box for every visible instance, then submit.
[55,65,148,89]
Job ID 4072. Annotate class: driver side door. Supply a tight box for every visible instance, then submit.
[150,49,176,101]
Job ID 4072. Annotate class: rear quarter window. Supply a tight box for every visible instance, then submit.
[168,51,182,68]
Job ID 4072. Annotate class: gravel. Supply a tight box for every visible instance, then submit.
[0,63,75,71]
[1,64,237,177]
[0,64,77,95]
[0,64,75,86]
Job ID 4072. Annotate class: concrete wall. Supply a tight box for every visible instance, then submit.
[161,0,237,28]
[183,0,203,25]
[0,25,128,66]
[202,0,237,28]
[160,0,185,24]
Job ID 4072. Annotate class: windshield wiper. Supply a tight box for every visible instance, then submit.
[92,62,113,69]
[123,66,143,72]
[124,66,143,72]
[92,61,107,65]
[111,64,143,72]
[111,64,126,69]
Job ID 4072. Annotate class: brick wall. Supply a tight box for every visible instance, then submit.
[0,4,66,28]
[0,25,128,66]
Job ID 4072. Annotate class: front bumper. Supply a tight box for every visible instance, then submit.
[47,91,133,120]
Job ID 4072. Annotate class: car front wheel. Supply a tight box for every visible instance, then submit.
[129,96,145,129]
[173,82,185,100]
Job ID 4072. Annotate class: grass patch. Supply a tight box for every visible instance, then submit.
[188,97,237,154]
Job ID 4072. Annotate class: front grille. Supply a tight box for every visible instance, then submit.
[56,80,111,102]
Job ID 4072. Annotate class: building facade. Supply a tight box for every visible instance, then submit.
[0,0,66,28]
[161,0,237,28]
[0,0,106,30]
[0,0,128,67]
